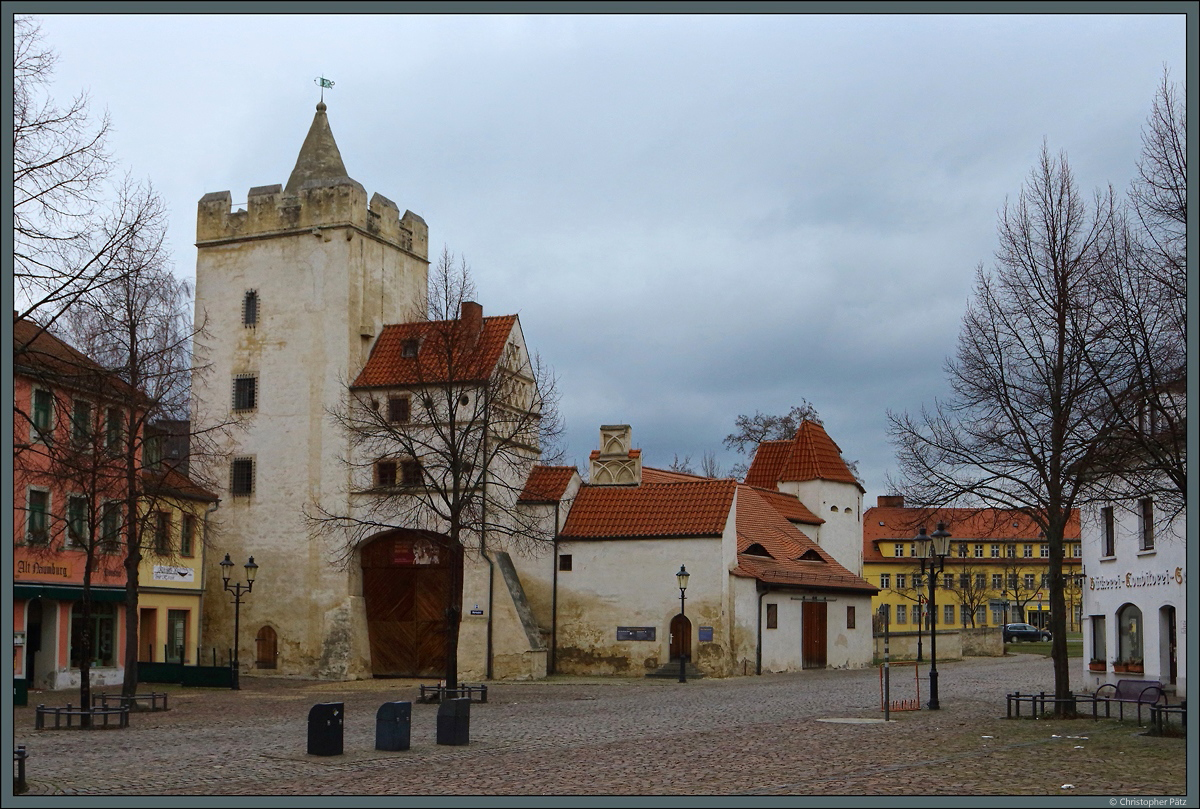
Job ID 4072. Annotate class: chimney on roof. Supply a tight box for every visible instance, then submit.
[460,301,483,340]
[877,495,905,508]
[590,425,642,486]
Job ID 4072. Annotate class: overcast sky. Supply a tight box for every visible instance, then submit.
[28,11,1187,507]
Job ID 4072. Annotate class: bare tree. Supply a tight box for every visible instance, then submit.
[58,199,229,697]
[698,451,724,479]
[13,16,161,339]
[888,145,1118,713]
[15,320,137,716]
[723,401,821,479]
[308,250,564,687]
[942,565,991,628]
[668,453,694,474]
[1082,71,1186,515]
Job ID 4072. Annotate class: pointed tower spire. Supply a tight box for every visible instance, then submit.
[284,101,357,194]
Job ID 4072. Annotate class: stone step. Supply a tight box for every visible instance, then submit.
[645,659,705,679]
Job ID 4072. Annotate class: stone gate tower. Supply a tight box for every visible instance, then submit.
[192,102,429,678]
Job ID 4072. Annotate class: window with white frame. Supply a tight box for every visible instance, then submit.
[1040,544,1049,558]
[992,573,1003,590]
[893,543,904,557]
[943,573,953,589]
[991,544,1000,558]
[957,543,968,558]
[1024,573,1036,590]
[31,387,53,442]
[1023,544,1033,558]
[895,604,907,624]
[181,514,196,557]
[895,573,906,589]
[974,544,984,558]
[1139,499,1154,551]
[879,573,890,589]
[1006,543,1016,558]
[67,495,88,547]
[944,604,955,624]
[26,488,50,544]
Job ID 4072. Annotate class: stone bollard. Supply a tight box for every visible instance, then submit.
[436,697,470,746]
[375,701,412,751]
[307,702,344,756]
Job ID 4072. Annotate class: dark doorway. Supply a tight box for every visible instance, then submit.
[802,601,827,669]
[669,613,692,661]
[361,530,460,677]
[139,608,157,662]
[26,598,43,686]
[1163,606,1177,685]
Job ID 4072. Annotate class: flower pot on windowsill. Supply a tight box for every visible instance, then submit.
[1127,663,1144,674]
[1112,662,1128,673]
[1088,661,1106,672]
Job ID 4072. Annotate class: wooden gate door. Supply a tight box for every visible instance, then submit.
[361,531,458,677]
[802,601,827,669]
[669,614,692,661]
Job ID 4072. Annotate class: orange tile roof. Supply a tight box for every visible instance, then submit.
[733,486,876,593]
[861,506,1082,563]
[142,466,220,503]
[641,466,726,484]
[751,487,824,526]
[518,465,578,503]
[560,479,737,539]
[743,440,791,488]
[743,421,861,490]
[352,314,518,388]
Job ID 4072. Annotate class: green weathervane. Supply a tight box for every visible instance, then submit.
[315,76,335,102]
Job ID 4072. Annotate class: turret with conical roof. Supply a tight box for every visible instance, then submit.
[196,101,426,258]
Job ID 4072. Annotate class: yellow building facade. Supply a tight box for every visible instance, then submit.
[135,467,218,666]
[862,497,1082,640]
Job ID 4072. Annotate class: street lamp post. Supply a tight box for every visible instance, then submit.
[677,565,690,684]
[915,523,952,710]
[220,554,258,690]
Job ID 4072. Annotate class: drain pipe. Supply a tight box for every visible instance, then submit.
[549,499,560,674]
[480,391,494,681]
[199,498,221,666]
[756,583,769,675]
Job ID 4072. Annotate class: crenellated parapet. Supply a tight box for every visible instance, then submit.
[196,183,428,258]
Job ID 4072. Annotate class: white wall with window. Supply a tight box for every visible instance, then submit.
[1081,494,1185,692]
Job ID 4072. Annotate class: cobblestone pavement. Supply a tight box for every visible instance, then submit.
[10,653,1189,799]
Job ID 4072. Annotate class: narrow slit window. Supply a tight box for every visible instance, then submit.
[243,290,258,327]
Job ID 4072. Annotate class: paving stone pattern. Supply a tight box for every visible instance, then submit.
[11,654,1187,797]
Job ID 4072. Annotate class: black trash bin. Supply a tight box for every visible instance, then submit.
[376,701,412,751]
[436,697,470,746]
[307,702,344,756]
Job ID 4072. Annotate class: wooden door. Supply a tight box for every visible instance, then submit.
[255,625,278,669]
[669,613,692,661]
[802,601,827,669]
[139,608,157,662]
[361,532,458,677]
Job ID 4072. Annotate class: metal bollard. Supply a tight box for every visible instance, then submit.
[307,702,344,756]
[436,697,470,746]
[375,701,412,751]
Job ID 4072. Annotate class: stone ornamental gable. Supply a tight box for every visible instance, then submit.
[590,425,641,486]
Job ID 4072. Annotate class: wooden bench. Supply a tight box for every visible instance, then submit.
[418,684,488,704]
[92,692,170,712]
[1092,679,1165,725]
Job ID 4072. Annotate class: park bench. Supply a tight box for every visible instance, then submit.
[35,703,129,730]
[418,683,488,704]
[92,692,169,712]
[1092,679,1165,725]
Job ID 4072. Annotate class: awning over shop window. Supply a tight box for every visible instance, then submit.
[14,584,126,603]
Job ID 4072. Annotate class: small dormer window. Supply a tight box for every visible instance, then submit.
[743,543,773,558]
[402,339,419,358]
[243,290,258,327]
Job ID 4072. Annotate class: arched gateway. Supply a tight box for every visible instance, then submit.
[360,530,462,677]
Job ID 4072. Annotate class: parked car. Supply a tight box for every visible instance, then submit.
[1003,623,1051,642]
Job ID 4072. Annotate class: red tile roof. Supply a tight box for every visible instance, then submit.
[518,465,578,503]
[733,486,876,593]
[560,479,737,539]
[743,421,861,490]
[352,314,518,388]
[742,440,791,488]
[861,506,1082,563]
[750,487,824,526]
[641,466,725,484]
